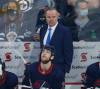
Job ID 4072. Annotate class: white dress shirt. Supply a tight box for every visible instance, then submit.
[43,22,58,45]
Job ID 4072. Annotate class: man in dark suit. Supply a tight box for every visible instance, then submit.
[84,62,100,88]
[40,8,73,74]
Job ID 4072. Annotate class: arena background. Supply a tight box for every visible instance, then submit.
[0,0,100,89]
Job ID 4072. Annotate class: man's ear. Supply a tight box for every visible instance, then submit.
[50,55,54,60]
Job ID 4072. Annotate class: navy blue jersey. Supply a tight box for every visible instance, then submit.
[0,71,18,89]
[85,62,100,88]
[22,62,64,89]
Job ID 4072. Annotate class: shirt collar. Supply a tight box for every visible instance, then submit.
[38,63,54,75]
[48,22,58,30]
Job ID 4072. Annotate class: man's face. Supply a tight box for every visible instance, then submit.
[41,49,52,64]
[7,2,18,21]
[46,10,59,27]
[79,2,88,9]
[76,2,88,17]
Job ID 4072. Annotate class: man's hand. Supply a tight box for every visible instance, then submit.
[33,33,40,41]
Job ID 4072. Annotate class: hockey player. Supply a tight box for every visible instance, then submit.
[84,62,100,88]
[22,45,64,89]
[0,58,18,89]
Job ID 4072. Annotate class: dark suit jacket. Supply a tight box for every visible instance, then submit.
[40,23,73,73]
[85,62,100,88]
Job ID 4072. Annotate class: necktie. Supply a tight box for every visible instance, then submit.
[46,28,51,45]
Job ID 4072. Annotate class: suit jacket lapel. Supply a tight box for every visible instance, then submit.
[42,25,48,40]
[50,24,59,44]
